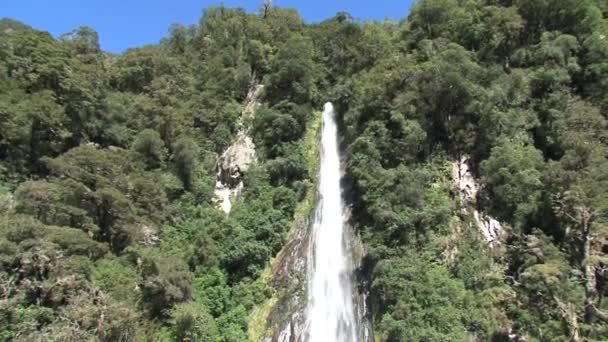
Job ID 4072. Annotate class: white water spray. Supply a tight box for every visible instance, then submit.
[306,103,359,341]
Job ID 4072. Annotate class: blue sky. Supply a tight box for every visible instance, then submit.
[2,1,415,53]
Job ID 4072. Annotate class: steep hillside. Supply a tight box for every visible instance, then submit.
[1,1,607,341]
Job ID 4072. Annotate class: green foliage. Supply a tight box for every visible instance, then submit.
[0,88,68,174]
[133,247,193,319]
[170,302,219,342]
[0,18,31,32]
[333,0,608,339]
[264,34,320,105]
[254,106,302,151]
[1,1,608,340]
[253,104,312,188]
[172,136,199,191]
[110,46,160,93]
[0,6,319,341]
[92,258,142,304]
[132,129,167,169]
[481,139,545,226]
[372,253,495,341]
[60,26,101,54]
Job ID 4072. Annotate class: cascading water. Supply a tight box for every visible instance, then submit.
[305,103,362,341]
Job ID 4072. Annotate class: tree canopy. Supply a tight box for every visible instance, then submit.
[1,0,608,340]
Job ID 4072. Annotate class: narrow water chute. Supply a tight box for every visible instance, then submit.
[306,103,359,341]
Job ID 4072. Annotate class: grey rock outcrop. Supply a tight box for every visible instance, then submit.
[213,84,263,214]
[264,213,313,342]
[452,155,505,245]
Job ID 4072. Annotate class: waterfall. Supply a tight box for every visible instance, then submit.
[305,103,361,341]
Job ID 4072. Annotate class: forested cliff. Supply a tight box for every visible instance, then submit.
[1,0,607,341]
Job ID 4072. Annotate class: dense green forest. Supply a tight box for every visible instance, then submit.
[1,0,607,341]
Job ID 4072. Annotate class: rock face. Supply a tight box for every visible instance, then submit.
[216,132,256,188]
[213,84,263,214]
[452,155,505,245]
[258,105,372,341]
[139,224,160,247]
[261,208,372,342]
[265,212,313,342]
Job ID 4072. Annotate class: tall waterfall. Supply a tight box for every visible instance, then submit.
[305,103,360,341]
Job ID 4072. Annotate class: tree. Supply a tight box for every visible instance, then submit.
[94,187,134,252]
[60,26,101,54]
[511,233,583,340]
[110,47,159,93]
[2,28,71,93]
[172,136,199,191]
[253,106,303,154]
[14,179,97,232]
[554,148,608,324]
[408,0,460,40]
[171,302,219,341]
[372,253,494,341]
[261,0,273,19]
[481,139,545,226]
[2,1,608,340]
[165,23,192,55]
[136,248,193,319]
[410,43,482,154]
[478,5,525,64]
[46,144,130,191]
[264,34,319,105]
[582,24,608,112]
[1,90,68,174]
[261,7,304,42]
[131,129,167,169]
[129,175,169,223]
[514,0,602,41]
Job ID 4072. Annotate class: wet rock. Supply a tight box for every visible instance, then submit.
[265,214,312,342]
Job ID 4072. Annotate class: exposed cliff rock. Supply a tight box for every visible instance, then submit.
[139,224,160,247]
[452,155,506,246]
[250,109,372,341]
[263,214,371,342]
[213,84,263,214]
[265,213,313,342]
[216,132,256,188]
[248,110,323,342]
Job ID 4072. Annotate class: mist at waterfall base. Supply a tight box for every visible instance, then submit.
[305,103,363,342]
